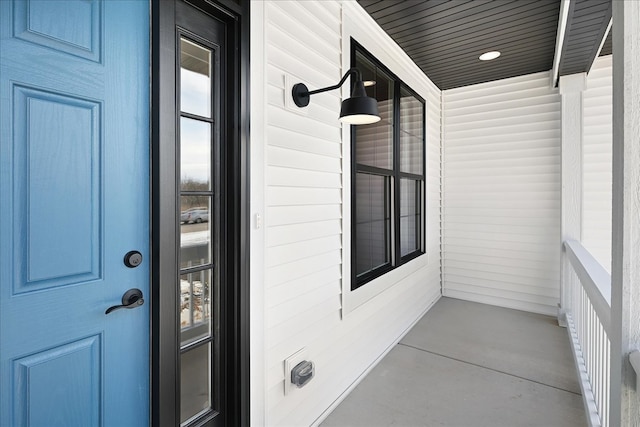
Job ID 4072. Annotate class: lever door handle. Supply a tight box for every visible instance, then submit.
[106,288,144,314]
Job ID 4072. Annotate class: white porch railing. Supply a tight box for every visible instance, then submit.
[564,239,611,427]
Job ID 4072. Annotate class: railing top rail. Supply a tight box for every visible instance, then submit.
[564,239,612,334]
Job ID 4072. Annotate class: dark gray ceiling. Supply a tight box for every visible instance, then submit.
[559,0,611,75]
[357,0,612,90]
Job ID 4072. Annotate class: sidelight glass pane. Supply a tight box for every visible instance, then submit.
[180,343,212,424]
[180,38,212,118]
[400,179,421,257]
[180,196,211,269]
[180,117,211,190]
[400,87,424,175]
[180,269,212,345]
[355,173,390,277]
[355,51,394,170]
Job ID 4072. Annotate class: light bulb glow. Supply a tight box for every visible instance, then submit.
[340,114,381,125]
[479,51,501,61]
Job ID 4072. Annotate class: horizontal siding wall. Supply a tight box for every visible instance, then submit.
[442,72,562,316]
[583,55,612,273]
[257,1,442,425]
[426,85,442,295]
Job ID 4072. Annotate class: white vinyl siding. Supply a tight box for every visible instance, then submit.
[442,72,562,316]
[583,55,612,273]
[426,87,442,290]
[253,1,442,425]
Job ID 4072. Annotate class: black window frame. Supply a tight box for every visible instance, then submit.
[151,0,250,426]
[351,40,426,291]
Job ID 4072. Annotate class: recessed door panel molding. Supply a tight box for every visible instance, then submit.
[13,335,102,427]
[13,0,102,62]
[12,85,102,293]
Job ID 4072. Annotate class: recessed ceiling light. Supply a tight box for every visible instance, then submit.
[479,51,501,61]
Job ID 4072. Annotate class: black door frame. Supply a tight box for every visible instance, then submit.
[150,0,249,425]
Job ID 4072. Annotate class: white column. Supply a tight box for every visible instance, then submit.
[558,73,586,326]
[610,0,640,425]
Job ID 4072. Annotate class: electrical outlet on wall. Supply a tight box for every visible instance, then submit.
[283,348,308,395]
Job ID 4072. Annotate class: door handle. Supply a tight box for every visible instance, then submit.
[105,288,144,314]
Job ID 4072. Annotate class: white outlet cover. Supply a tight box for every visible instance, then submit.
[283,348,307,395]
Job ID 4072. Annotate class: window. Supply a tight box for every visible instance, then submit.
[178,35,216,425]
[351,43,426,290]
[154,0,248,425]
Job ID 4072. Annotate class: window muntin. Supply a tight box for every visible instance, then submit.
[352,43,426,290]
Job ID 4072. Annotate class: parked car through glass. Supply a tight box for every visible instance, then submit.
[180,207,209,224]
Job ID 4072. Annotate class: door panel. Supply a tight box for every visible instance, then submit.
[0,1,150,426]
[13,87,101,291]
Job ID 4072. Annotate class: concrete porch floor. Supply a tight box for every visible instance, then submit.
[320,297,586,427]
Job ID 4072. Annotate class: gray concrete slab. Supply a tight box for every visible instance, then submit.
[320,298,586,427]
[401,298,580,394]
[321,345,585,427]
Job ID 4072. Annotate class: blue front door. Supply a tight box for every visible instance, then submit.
[0,1,150,425]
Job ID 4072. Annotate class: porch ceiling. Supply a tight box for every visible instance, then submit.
[357,0,612,90]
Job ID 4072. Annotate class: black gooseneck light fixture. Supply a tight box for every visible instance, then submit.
[291,67,381,125]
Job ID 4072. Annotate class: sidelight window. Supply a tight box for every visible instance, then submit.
[178,36,216,425]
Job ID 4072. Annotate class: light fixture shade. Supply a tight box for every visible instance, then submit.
[339,97,380,124]
[339,80,380,125]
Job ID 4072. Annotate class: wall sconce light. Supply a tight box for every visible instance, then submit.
[291,68,381,125]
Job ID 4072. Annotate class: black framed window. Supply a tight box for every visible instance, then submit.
[152,0,249,426]
[351,41,426,290]
[178,33,217,425]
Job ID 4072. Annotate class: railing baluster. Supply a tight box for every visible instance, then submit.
[563,240,611,427]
